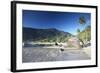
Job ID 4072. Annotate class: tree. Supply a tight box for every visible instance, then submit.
[77,29,84,47]
[77,16,87,47]
[77,29,80,40]
[77,29,80,33]
[77,25,91,47]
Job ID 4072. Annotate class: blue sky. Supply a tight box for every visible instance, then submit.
[23,10,91,35]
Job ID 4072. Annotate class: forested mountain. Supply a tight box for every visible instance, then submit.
[23,27,73,42]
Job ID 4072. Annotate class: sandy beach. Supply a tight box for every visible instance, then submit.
[22,45,90,63]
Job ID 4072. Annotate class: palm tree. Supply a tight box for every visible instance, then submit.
[79,16,86,25]
[77,16,87,47]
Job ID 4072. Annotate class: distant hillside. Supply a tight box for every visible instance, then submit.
[23,27,73,42]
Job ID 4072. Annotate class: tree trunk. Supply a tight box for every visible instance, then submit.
[79,39,84,48]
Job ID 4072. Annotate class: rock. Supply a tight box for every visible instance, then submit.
[60,48,64,52]
[55,42,59,46]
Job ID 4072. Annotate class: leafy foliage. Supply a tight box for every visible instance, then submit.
[77,25,91,46]
[79,16,86,25]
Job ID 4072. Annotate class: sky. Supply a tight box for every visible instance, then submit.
[23,10,91,35]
